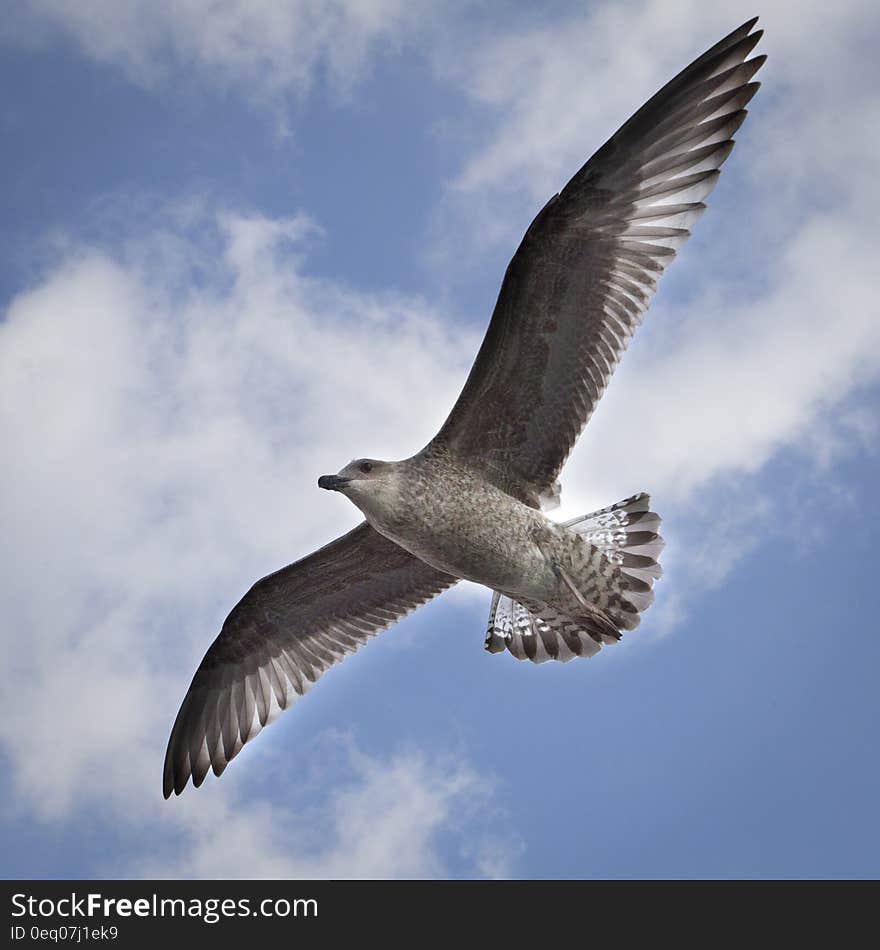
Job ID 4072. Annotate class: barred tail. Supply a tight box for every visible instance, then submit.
[563,491,664,629]
[485,493,664,663]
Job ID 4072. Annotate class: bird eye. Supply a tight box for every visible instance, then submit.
[359,461,373,474]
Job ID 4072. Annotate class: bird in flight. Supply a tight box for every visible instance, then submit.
[164,19,765,796]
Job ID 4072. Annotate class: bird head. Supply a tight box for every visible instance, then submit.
[318,458,405,521]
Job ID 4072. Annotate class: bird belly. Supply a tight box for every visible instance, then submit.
[367,490,558,599]
[410,531,552,597]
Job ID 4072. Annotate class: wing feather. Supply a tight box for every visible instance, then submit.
[428,20,765,505]
[163,522,455,796]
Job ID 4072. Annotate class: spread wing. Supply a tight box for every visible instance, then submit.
[428,18,765,507]
[163,522,455,796]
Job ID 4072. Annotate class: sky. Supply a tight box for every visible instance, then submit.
[1,0,878,880]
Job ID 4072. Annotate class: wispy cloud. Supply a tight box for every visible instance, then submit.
[426,0,880,581]
[331,0,880,653]
[5,0,430,109]
[0,203,499,875]
[133,737,517,879]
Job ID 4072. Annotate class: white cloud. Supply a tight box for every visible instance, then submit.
[415,0,880,636]
[567,208,880,512]
[429,0,880,533]
[0,204,504,876]
[132,738,516,879]
[6,0,429,106]
[438,0,876,208]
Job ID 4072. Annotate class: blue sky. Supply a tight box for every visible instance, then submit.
[2,0,878,879]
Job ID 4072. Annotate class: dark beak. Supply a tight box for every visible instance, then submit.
[318,474,350,491]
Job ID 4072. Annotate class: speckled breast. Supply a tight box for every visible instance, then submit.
[369,458,556,597]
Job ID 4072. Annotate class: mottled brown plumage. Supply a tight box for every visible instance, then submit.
[164,19,765,796]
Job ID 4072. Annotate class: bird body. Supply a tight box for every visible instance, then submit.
[164,18,766,796]
[329,451,661,657]
[343,451,555,597]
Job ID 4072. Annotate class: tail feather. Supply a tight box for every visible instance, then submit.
[485,593,602,663]
[564,492,664,627]
[485,493,664,664]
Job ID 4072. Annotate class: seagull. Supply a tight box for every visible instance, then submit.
[164,18,765,797]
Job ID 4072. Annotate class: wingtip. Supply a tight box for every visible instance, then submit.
[719,16,760,48]
[163,772,185,798]
[163,741,193,798]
